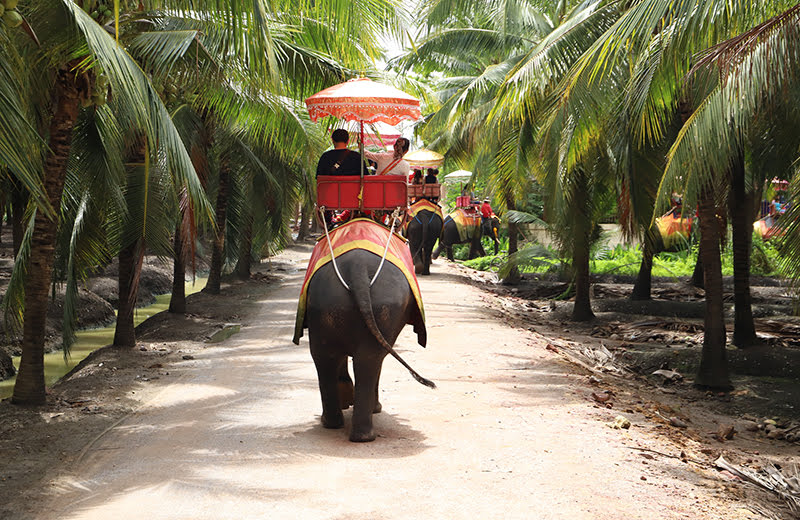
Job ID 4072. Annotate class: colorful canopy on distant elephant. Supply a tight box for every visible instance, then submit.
[444,208,481,242]
[656,212,692,249]
[293,218,424,344]
[753,215,783,240]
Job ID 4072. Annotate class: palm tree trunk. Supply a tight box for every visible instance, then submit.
[572,227,594,321]
[234,216,253,279]
[297,202,311,241]
[501,189,520,285]
[12,68,82,405]
[691,248,704,288]
[728,152,757,347]
[113,240,142,347]
[169,221,186,314]
[694,188,732,390]
[0,192,5,245]
[11,185,26,258]
[204,163,230,294]
[631,228,657,300]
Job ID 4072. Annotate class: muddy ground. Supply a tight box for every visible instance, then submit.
[0,242,798,518]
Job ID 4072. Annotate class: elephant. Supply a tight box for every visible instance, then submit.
[298,248,435,442]
[405,203,444,275]
[434,210,500,261]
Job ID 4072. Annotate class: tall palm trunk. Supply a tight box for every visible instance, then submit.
[11,185,26,258]
[169,221,186,314]
[297,202,311,241]
[501,189,520,285]
[695,188,732,390]
[631,228,657,300]
[113,240,143,347]
[0,193,4,245]
[570,175,594,321]
[572,224,594,321]
[204,162,230,294]
[12,68,82,405]
[234,215,253,279]
[728,152,757,347]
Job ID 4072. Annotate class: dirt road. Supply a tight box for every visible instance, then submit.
[30,249,763,520]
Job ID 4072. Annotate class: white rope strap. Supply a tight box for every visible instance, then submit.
[370,208,402,287]
[318,206,350,291]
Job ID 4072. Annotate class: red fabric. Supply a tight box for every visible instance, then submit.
[305,78,421,125]
[293,219,424,345]
[480,202,493,218]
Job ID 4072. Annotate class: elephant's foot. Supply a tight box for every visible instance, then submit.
[338,380,354,410]
[373,401,382,414]
[321,411,344,429]
[349,428,376,442]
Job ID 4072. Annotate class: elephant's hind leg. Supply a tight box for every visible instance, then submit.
[373,361,383,414]
[312,351,345,429]
[349,355,384,442]
[337,358,354,410]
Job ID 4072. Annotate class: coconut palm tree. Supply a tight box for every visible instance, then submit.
[5,1,210,405]
[396,0,615,287]
[528,0,797,387]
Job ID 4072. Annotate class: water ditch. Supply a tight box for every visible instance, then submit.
[0,278,207,399]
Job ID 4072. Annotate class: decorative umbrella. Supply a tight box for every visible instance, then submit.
[305,78,422,179]
[772,177,789,191]
[443,169,472,181]
[306,77,421,125]
[404,149,444,169]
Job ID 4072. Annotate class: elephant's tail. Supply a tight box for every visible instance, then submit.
[350,271,436,389]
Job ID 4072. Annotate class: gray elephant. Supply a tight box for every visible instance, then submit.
[434,210,500,261]
[294,243,434,442]
[405,201,444,275]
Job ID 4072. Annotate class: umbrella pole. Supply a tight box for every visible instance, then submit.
[359,120,365,212]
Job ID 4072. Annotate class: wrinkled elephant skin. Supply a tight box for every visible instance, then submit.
[406,210,444,275]
[306,249,431,442]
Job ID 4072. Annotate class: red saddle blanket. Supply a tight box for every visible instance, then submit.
[293,218,425,344]
[404,199,444,234]
[407,199,443,220]
[445,208,481,242]
[656,212,693,249]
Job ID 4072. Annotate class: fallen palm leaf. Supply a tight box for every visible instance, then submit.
[715,456,800,512]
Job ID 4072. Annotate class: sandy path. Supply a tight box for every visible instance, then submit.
[38,250,756,520]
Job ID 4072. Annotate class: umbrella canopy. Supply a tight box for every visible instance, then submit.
[305,78,421,125]
[338,121,401,148]
[444,169,472,181]
[405,149,444,169]
[771,177,789,191]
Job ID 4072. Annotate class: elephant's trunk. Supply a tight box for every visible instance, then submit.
[350,270,436,389]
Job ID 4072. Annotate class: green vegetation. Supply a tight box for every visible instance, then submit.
[463,232,785,279]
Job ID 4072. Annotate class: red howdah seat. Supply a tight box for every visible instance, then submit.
[317,175,408,210]
[407,183,441,201]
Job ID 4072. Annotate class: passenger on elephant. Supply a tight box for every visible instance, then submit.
[411,169,423,184]
[480,198,494,224]
[364,137,411,177]
[770,195,784,218]
[669,192,683,219]
[424,168,438,184]
[316,129,367,177]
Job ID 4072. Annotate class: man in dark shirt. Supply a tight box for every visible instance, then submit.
[424,168,438,184]
[316,129,366,176]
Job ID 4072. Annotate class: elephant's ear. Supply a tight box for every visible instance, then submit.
[411,305,427,347]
